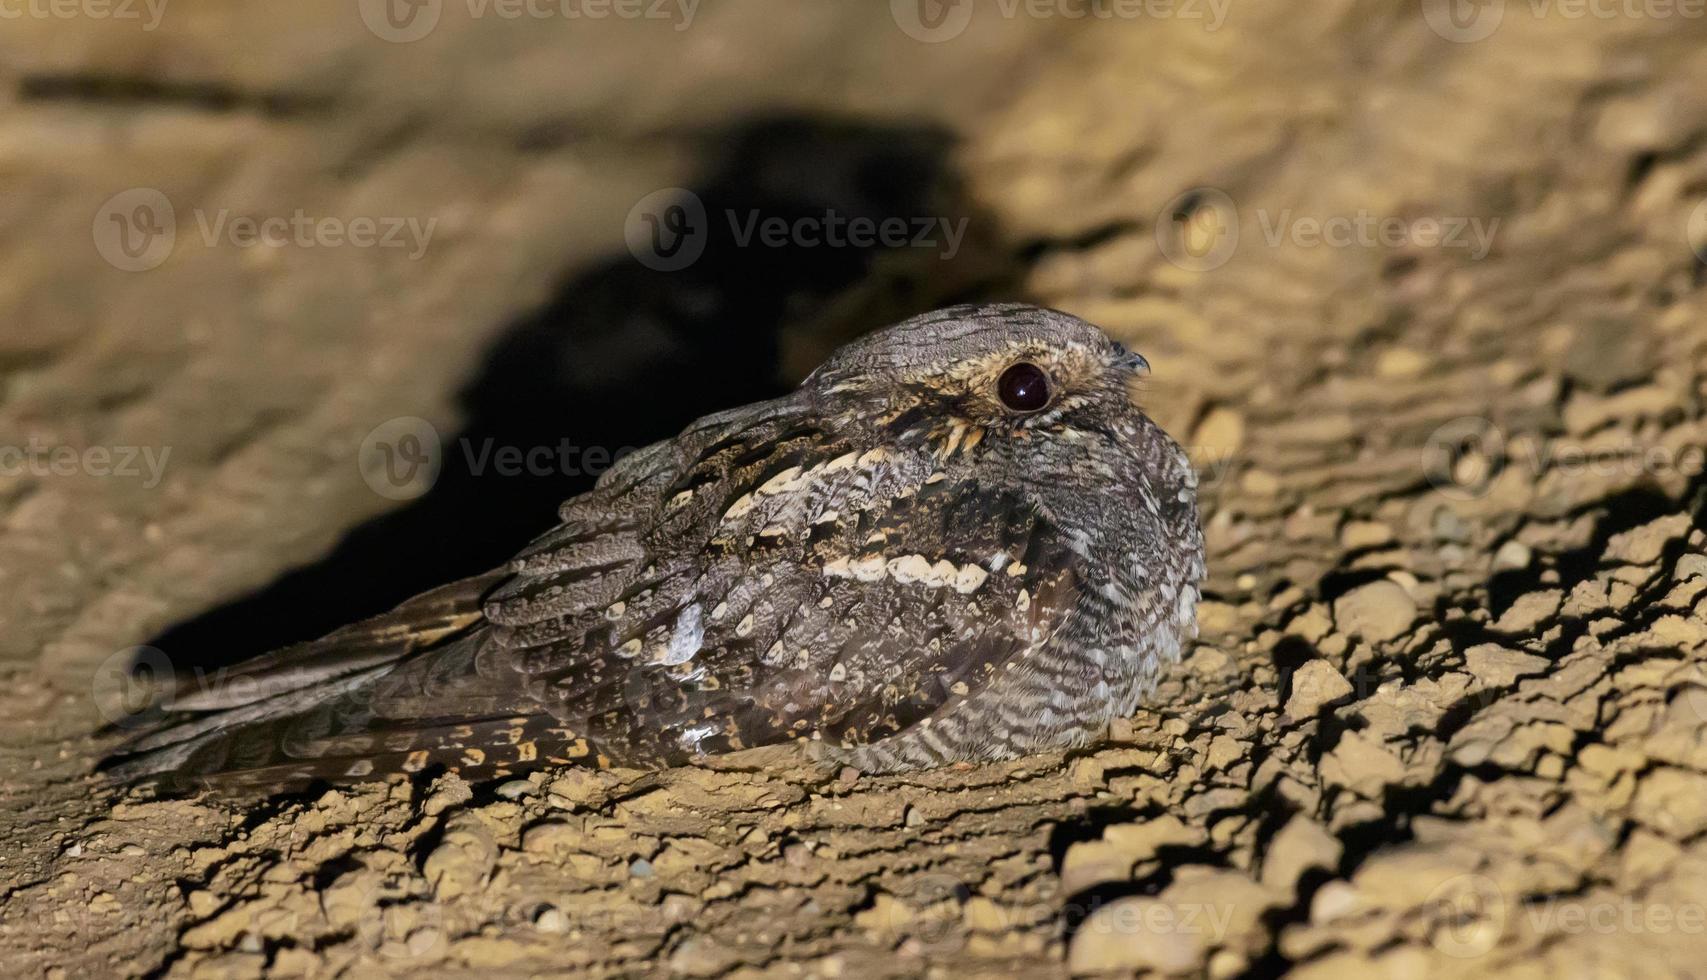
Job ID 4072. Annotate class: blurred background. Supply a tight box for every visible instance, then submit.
[2,1,1707,976]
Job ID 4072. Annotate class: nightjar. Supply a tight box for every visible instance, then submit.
[105,303,1205,791]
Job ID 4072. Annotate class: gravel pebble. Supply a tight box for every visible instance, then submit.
[1332,581,1418,643]
[1285,660,1355,718]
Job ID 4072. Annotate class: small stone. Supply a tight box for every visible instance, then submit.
[854,893,914,935]
[660,893,702,924]
[1261,815,1343,892]
[1190,406,1245,464]
[1562,384,1674,434]
[1196,600,1239,635]
[1320,731,1407,798]
[521,821,583,854]
[1309,881,1364,923]
[1205,734,1245,770]
[1561,315,1652,391]
[1188,645,1232,675]
[1332,581,1417,643]
[1068,896,1203,974]
[1285,507,1338,542]
[1676,553,1707,582]
[421,772,473,817]
[1620,828,1683,885]
[629,858,655,878]
[495,779,537,800]
[1157,869,1280,958]
[1604,513,1692,566]
[1375,348,1429,377]
[1285,605,1333,644]
[1102,815,1204,859]
[1068,757,1105,788]
[1492,589,1563,634]
[1431,506,1472,543]
[1285,660,1355,718]
[187,889,221,917]
[784,842,814,868]
[1208,949,1249,979]
[1241,469,1281,496]
[1060,840,1133,896]
[1463,644,1549,686]
[1492,540,1532,570]
[422,813,497,901]
[533,905,569,933]
[1340,520,1394,549]
[1631,767,1707,838]
[669,935,736,977]
[963,896,1009,933]
[544,769,610,811]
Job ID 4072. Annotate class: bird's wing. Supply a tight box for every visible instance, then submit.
[484,404,1086,767]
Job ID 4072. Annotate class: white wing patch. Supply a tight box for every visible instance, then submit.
[822,554,992,593]
[660,603,704,666]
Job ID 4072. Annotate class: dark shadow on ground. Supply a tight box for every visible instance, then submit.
[149,115,1025,671]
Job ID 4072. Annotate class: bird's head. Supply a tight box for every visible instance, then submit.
[805,303,1161,472]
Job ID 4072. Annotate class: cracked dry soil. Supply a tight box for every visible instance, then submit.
[3,3,1707,978]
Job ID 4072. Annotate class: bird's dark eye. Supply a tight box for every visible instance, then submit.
[997,362,1052,413]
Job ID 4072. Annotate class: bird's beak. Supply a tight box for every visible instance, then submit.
[1117,348,1151,377]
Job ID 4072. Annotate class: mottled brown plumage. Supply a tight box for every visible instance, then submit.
[104,304,1205,792]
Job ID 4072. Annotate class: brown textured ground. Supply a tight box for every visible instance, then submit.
[3,2,1707,977]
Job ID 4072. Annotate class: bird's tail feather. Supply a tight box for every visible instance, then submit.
[111,708,603,794]
[99,570,520,793]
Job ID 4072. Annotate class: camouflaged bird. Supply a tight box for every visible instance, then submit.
[105,304,1205,792]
